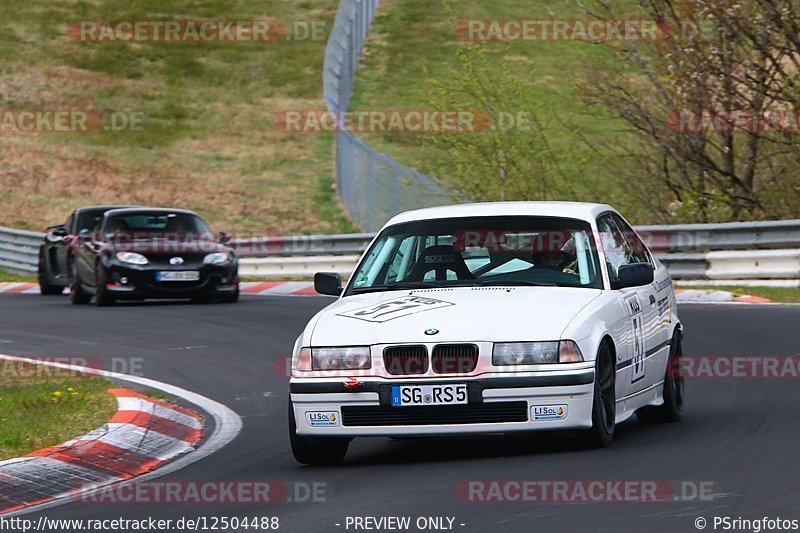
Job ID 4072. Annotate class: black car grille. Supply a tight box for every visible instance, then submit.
[383,345,428,375]
[341,402,528,426]
[431,344,479,374]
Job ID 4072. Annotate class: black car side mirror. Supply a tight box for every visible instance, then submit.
[315,272,343,296]
[218,231,232,244]
[50,225,68,238]
[78,229,94,243]
[617,263,655,289]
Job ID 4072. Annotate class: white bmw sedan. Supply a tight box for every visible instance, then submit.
[289,202,683,465]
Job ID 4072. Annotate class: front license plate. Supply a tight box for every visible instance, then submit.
[156,271,200,282]
[391,384,468,407]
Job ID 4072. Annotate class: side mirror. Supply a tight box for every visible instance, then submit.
[314,272,343,296]
[50,225,68,238]
[617,263,655,289]
[218,231,231,244]
[78,229,94,243]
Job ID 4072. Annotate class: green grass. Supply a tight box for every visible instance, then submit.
[0,0,354,235]
[0,362,117,460]
[0,269,36,283]
[677,285,800,304]
[351,0,657,222]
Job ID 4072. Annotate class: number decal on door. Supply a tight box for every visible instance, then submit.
[625,294,646,384]
[631,315,646,383]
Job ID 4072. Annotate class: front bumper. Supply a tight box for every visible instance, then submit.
[102,262,238,299]
[290,369,595,437]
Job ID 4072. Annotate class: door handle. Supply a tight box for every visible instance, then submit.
[649,294,656,305]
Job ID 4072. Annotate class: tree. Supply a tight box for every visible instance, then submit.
[418,44,580,202]
[582,0,800,222]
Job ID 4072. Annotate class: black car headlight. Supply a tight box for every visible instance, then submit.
[203,252,231,265]
[115,252,148,265]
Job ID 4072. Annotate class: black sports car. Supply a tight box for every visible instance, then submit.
[38,205,138,295]
[70,207,239,306]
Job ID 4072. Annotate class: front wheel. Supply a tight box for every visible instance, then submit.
[288,401,349,465]
[637,331,684,423]
[585,341,616,448]
[95,266,116,307]
[38,250,64,295]
[69,261,91,305]
[219,285,239,304]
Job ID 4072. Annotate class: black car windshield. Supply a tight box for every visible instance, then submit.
[347,216,603,294]
[101,212,212,242]
[76,209,115,232]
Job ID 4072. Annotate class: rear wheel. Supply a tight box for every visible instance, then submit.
[38,250,64,295]
[95,266,116,307]
[69,261,91,305]
[637,331,684,423]
[585,341,616,448]
[288,401,349,465]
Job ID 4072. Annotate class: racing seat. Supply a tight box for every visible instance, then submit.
[403,245,475,282]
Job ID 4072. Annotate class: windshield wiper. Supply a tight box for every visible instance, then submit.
[351,282,447,294]
[470,279,558,287]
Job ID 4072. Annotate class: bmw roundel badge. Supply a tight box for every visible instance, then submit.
[424,328,439,336]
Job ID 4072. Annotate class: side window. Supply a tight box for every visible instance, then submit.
[597,214,628,283]
[65,214,74,234]
[611,214,651,265]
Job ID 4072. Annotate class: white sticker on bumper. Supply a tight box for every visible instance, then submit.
[531,405,568,421]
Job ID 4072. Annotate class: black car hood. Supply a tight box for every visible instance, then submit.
[104,240,230,255]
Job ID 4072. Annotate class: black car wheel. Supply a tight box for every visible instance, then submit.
[585,341,616,448]
[38,249,64,295]
[219,285,239,304]
[95,266,116,307]
[637,330,684,424]
[69,261,91,305]
[288,401,349,466]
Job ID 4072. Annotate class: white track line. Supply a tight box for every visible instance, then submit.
[0,354,243,517]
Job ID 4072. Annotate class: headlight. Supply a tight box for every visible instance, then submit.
[115,252,148,265]
[204,252,230,265]
[492,340,584,365]
[309,347,371,371]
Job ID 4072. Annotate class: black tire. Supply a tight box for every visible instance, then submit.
[585,341,616,448]
[69,261,91,305]
[288,401,349,466]
[95,266,116,307]
[38,249,64,295]
[219,285,239,304]
[637,331,684,424]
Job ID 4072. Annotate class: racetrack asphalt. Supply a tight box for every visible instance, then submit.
[1,295,798,532]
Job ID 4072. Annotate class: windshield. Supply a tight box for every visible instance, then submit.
[76,209,115,232]
[346,216,603,294]
[101,212,212,242]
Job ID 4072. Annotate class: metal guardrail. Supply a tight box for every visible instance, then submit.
[324,0,448,232]
[0,227,41,274]
[3,221,800,282]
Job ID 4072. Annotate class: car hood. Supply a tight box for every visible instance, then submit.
[310,287,602,346]
[104,240,229,255]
